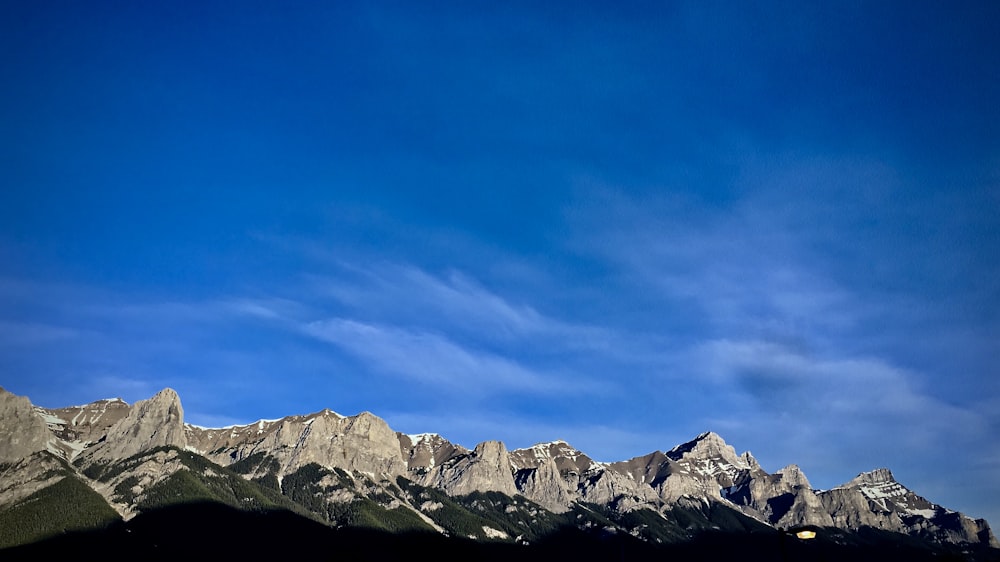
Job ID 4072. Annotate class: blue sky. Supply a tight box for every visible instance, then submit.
[2,1,998,525]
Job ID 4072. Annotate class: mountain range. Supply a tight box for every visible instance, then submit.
[1,386,996,560]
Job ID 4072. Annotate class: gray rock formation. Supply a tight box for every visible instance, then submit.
[514,457,575,512]
[33,397,131,461]
[35,398,130,443]
[187,408,407,477]
[82,388,186,463]
[400,432,469,475]
[0,387,52,463]
[510,440,596,475]
[0,386,995,551]
[816,468,998,547]
[578,463,661,509]
[431,440,518,496]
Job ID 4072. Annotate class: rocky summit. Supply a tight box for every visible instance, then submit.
[0,386,996,560]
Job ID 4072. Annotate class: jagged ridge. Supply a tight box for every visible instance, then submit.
[0,386,996,554]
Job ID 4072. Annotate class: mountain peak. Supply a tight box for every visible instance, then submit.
[668,431,736,461]
[510,439,595,473]
[690,431,729,449]
[84,386,186,462]
[472,439,508,458]
[151,387,180,402]
[848,468,896,487]
[406,432,441,445]
[776,464,812,488]
[0,386,51,463]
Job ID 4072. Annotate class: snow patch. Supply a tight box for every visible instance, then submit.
[187,417,283,431]
[860,481,906,500]
[34,409,67,426]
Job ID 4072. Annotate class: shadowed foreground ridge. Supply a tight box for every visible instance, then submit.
[5,502,998,562]
[1,387,997,560]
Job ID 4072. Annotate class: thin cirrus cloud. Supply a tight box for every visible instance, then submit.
[302,318,569,395]
[694,337,990,489]
[293,259,663,383]
[574,184,860,344]
[698,338,982,432]
[280,259,631,402]
[560,173,996,503]
[309,261,610,347]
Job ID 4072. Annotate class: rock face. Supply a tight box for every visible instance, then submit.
[0,387,52,463]
[811,468,997,546]
[35,398,130,444]
[33,397,131,461]
[510,440,596,474]
[187,408,408,477]
[83,388,186,463]
[1,386,996,551]
[432,440,518,497]
[400,433,469,473]
[509,441,598,512]
[514,457,574,512]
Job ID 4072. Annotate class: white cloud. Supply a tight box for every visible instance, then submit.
[574,186,862,347]
[700,338,979,425]
[691,338,988,485]
[303,318,573,395]
[311,262,616,349]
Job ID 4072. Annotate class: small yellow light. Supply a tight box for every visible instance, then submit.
[795,530,817,540]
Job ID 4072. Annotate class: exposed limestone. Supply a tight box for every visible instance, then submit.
[36,398,130,445]
[509,440,595,475]
[432,440,517,496]
[667,431,749,468]
[0,387,53,463]
[82,388,186,463]
[609,451,675,490]
[1,386,995,550]
[578,464,660,507]
[188,408,407,477]
[514,457,574,513]
[399,432,469,473]
[813,469,999,547]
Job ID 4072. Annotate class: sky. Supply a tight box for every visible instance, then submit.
[2,0,998,525]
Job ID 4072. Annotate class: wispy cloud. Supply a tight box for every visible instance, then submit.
[571,181,864,346]
[563,168,997,502]
[302,317,580,396]
[692,337,991,493]
[699,338,982,430]
[308,261,617,350]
